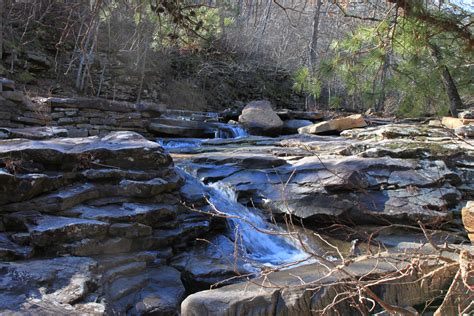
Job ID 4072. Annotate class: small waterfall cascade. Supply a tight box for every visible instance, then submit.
[206,181,310,266]
[159,123,310,267]
[214,123,248,139]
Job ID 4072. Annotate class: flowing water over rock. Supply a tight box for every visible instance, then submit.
[206,181,309,266]
[1,117,473,315]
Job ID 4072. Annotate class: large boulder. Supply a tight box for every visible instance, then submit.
[298,114,367,135]
[238,100,283,136]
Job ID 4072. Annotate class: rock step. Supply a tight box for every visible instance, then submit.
[148,122,216,138]
[102,261,147,283]
[28,215,109,247]
[1,175,181,214]
[0,171,71,206]
[108,272,149,301]
[62,203,178,227]
[95,251,158,272]
[108,223,152,238]
[0,233,33,260]
[59,217,209,256]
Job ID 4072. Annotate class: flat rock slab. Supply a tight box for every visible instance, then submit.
[0,126,68,140]
[0,171,70,206]
[63,203,177,226]
[0,131,172,171]
[26,215,109,247]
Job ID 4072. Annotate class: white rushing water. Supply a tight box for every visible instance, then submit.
[206,181,310,266]
[214,124,248,139]
[159,121,309,267]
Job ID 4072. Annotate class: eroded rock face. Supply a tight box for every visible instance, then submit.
[238,100,283,136]
[0,131,210,315]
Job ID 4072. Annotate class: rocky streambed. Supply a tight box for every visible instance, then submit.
[0,111,473,315]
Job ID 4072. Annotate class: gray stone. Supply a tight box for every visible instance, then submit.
[459,109,474,119]
[62,203,177,227]
[0,233,33,260]
[108,222,153,238]
[26,215,109,247]
[455,124,474,138]
[0,257,100,313]
[2,91,24,102]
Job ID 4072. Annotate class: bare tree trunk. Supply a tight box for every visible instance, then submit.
[254,0,272,56]
[308,0,322,73]
[430,43,461,117]
[307,0,322,110]
[376,52,390,112]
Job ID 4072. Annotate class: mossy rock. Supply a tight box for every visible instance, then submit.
[16,71,36,84]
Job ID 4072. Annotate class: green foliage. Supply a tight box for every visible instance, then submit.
[151,5,222,50]
[16,71,35,84]
[103,1,223,51]
[292,67,322,99]
[329,95,343,110]
[323,14,472,117]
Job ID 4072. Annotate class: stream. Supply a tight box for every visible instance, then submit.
[158,124,313,268]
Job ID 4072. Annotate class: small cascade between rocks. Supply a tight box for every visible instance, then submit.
[160,130,311,268]
[205,181,310,266]
[214,124,248,139]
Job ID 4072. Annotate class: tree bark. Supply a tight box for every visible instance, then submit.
[308,0,322,73]
[430,44,461,117]
[306,0,323,110]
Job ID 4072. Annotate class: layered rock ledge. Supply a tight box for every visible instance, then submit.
[0,131,211,314]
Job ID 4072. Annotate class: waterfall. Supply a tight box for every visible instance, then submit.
[214,124,248,139]
[158,123,310,267]
[206,181,310,266]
